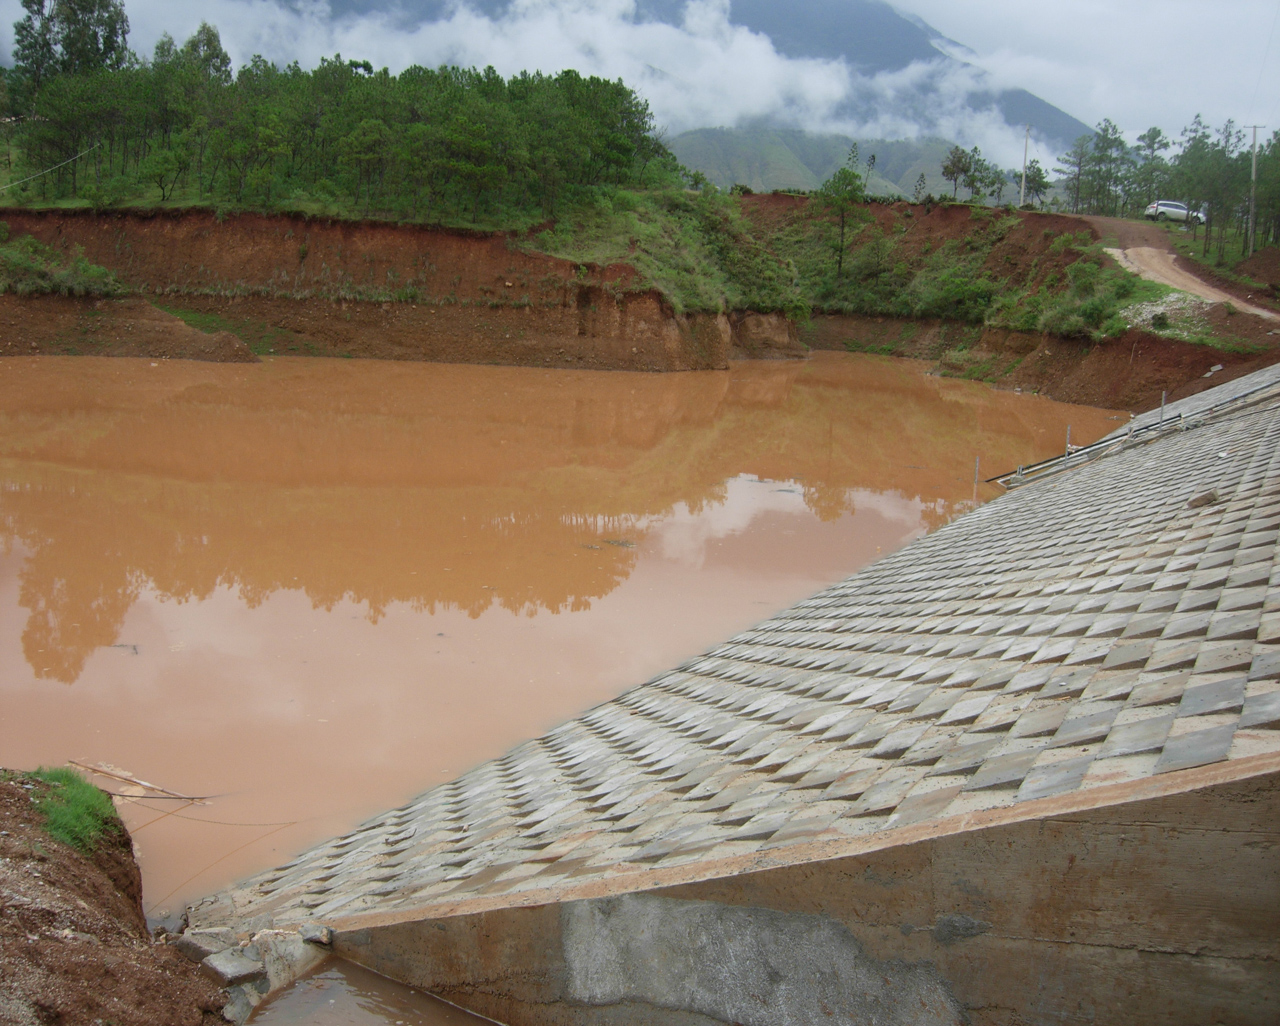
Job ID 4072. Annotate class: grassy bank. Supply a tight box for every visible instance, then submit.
[24,767,120,852]
[0,191,1252,357]
[531,189,1169,341]
[0,224,125,298]
[525,188,806,316]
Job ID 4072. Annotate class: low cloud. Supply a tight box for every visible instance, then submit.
[897,0,1280,140]
[0,0,1057,165]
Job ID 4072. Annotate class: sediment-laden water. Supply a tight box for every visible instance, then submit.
[0,352,1123,1021]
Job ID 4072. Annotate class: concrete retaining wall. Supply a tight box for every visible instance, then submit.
[332,769,1278,1026]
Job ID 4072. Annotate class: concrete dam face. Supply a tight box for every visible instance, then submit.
[185,366,1280,1026]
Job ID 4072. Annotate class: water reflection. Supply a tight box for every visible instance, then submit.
[250,961,490,1025]
[0,356,1106,685]
[0,353,1123,908]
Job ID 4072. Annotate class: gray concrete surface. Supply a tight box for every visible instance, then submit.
[187,366,1280,1025]
[562,894,962,1026]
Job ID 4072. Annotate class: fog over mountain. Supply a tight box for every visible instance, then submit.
[0,0,1107,167]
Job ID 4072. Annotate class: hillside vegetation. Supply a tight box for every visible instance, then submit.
[1053,118,1280,262]
[0,3,1194,345]
[4,22,672,229]
[536,185,1162,339]
[0,224,124,297]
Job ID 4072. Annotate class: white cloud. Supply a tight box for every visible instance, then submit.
[2,0,1271,159]
[0,0,1069,163]
[895,0,1280,140]
[644,475,924,569]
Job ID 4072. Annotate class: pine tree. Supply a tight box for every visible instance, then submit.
[940,145,970,199]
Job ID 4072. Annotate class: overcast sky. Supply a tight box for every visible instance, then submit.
[901,0,1280,138]
[0,0,1276,160]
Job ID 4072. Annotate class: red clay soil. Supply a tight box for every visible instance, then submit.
[1,205,1276,407]
[744,196,1097,295]
[1087,215,1280,314]
[0,772,225,1026]
[0,295,257,361]
[1170,255,1280,314]
[0,208,802,371]
[1237,246,1280,290]
[1083,215,1169,250]
[804,312,1279,412]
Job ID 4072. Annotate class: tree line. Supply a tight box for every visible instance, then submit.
[937,144,1050,207]
[1052,117,1279,260]
[2,0,673,222]
[937,116,1280,262]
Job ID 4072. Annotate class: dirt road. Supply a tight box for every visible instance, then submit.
[1087,215,1278,321]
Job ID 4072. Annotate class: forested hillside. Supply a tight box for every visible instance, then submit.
[2,0,1272,345]
[3,19,672,226]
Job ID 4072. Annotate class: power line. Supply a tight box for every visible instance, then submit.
[0,142,100,193]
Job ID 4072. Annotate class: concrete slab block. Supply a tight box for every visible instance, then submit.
[1194,642,1255,675]
[1097,715,1174,759]
[1016,755,1094,801]
[1155,723,1237,774]
[201,948,266,987]
[1050,706,1120,748]
[1249,645,1280,681]
[1178,677,1246,717]
[174,927,235,963]
[1010,703,1068,738]
[963,751,1039,792]
[1241,691,1280,730]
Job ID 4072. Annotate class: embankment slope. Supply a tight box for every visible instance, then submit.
[0,771,225,1026]
[2,204,1276,411]
[0,209,801,371]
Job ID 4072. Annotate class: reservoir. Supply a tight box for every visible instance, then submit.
[0,352,1122,1018]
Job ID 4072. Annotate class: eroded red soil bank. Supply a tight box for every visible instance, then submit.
[0,772,225,1025]
[2,207,1276,410]
[804,312,1280,411]
[0,209,801,370]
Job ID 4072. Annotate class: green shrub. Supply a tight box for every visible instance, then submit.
[0,230,126,298]
[892,244,998,321]
[30,767,120,852]
[530,186,807,317]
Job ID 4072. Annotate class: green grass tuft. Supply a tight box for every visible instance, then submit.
[527,187,807,317]
[30,767,120,852]
[0,225,127,298]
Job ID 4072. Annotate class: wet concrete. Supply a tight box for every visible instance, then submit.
[0,353,1122,927]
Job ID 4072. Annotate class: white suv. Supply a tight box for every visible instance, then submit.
[1143,200,1204,224]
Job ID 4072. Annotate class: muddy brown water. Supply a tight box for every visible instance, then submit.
[0,352,1124,1022]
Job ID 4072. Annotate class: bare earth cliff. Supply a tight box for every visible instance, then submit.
[0,209,801,371]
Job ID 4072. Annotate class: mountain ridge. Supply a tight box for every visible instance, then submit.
[669,128,961,197]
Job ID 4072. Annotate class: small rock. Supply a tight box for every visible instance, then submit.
[1187,489,1220,509]
[202,948,267,986]
[298,923,333,947]
[174,928,236,963]
[220,984,260,1025]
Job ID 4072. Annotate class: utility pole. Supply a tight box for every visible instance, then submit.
[1246,125,1263,256]
[1019,125,1030,207]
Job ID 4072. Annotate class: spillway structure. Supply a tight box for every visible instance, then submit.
[186,365,1280,1026]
